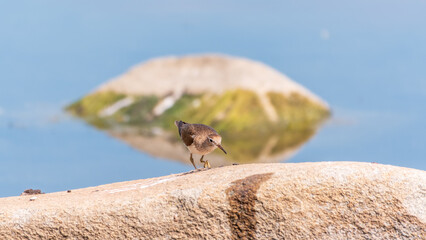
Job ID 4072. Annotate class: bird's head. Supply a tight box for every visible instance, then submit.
[208,134,227,154]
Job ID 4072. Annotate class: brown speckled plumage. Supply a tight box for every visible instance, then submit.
[175,120,227,169]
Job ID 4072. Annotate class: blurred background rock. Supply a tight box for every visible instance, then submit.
[66,55,330,166]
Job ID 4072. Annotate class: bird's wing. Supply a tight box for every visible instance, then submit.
[181,124,194,146]
[192,124,218,135]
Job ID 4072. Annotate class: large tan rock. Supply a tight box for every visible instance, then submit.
[0,162,424,239]
[96,54,329,108]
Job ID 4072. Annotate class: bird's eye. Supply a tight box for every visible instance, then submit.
[209,138,213,142]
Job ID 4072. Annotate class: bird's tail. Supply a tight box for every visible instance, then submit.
[174,120,186,137]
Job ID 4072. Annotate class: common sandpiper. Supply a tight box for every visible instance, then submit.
[175,120,227,169]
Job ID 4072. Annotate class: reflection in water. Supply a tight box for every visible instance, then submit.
[67,90,328,166]
[107,127,318,167]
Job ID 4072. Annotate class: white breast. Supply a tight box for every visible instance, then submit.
[187,143,216,155]
[187,144,202,155]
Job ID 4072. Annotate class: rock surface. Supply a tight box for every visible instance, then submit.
[1,162,424,239]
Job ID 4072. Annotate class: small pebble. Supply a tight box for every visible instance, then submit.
[29,197,37,201]
[21,189,43,196]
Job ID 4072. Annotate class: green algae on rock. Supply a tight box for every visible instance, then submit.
[66,54,330,166]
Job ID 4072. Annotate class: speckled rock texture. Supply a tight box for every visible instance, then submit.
[0,162,425,239]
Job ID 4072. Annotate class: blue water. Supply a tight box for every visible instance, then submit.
[1,0,426,197]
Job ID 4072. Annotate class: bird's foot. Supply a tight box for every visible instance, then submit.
[203,161,211,169]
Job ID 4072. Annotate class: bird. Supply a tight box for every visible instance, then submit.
[175,120,227,169]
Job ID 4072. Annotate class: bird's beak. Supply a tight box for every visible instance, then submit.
[217,144,227,154]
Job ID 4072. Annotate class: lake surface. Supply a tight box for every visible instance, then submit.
[1,0,426,197]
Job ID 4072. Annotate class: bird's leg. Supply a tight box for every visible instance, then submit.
[190,153,197,169]
[200,155,211,169]
[199,155,205,166]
